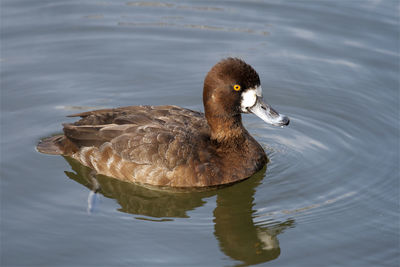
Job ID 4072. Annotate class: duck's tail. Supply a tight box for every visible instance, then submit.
[37,135,66,155]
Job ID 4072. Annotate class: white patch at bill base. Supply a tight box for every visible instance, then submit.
[241,86,262,112]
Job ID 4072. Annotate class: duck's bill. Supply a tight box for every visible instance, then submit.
[248,97,290,126]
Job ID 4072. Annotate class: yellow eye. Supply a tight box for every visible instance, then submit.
[233,84,241,91]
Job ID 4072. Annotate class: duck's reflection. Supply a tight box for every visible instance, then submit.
[63,157,294,265]
[212,172,295,265]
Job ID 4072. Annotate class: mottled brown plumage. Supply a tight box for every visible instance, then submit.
[37,58,289,188]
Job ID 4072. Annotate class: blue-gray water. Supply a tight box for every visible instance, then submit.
[1,0,399,266]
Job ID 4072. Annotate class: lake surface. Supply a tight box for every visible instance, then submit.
[1,0,399,266]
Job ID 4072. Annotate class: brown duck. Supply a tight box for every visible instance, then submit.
[37,58,289,188]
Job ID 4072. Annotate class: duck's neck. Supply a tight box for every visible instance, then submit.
[206,113,246,144]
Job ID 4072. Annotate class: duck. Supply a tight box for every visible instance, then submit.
[37,58,289,188]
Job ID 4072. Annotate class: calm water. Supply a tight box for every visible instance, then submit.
[1,0,399,266]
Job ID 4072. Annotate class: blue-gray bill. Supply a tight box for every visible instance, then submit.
[248,97,290,127]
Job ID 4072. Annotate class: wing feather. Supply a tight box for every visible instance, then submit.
[63,105,209,169]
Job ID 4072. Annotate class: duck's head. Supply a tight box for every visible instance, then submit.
[203,58,289,133]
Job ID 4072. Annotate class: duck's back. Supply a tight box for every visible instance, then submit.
[38,105,229,187]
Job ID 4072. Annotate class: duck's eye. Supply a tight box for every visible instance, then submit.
[233,84,241,91]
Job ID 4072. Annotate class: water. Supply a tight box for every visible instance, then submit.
[1,0,399,266]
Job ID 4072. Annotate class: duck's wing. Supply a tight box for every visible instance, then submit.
[63,105,208,156]
[67,105,204,126]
